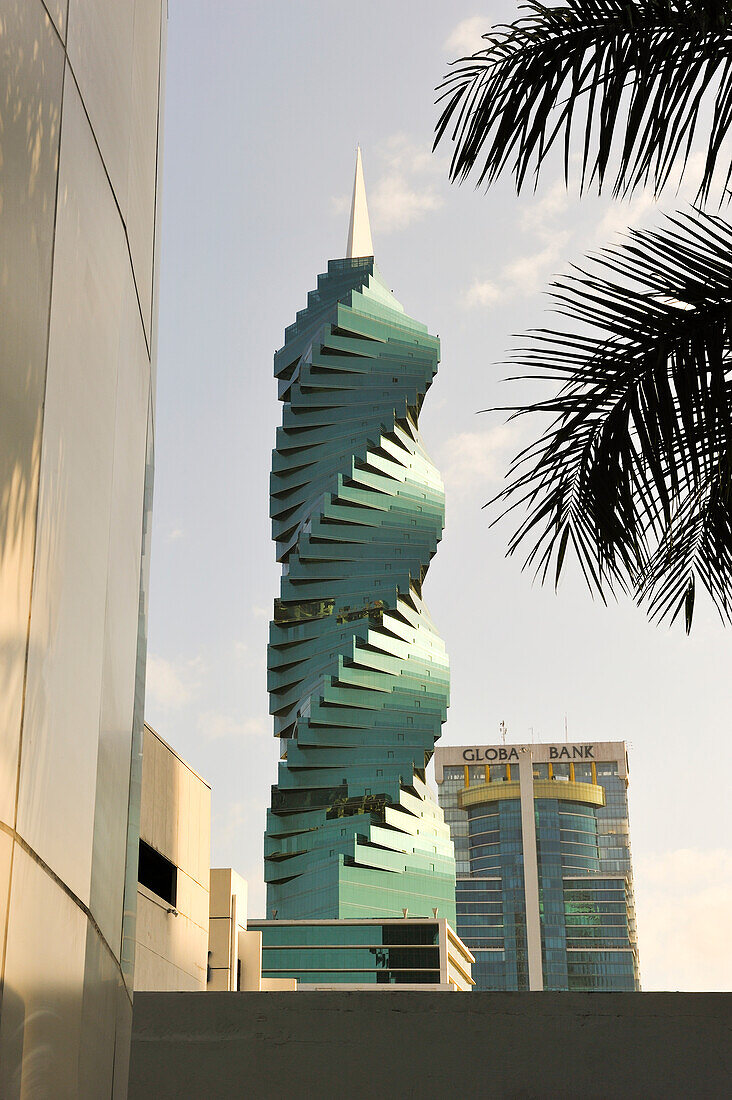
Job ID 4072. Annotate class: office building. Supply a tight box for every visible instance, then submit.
[249,918,474,990]
[0,3,166,1094]
[435,741,640,991]
[264,149,456,925]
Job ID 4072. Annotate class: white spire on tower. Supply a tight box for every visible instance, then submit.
[346,145,374,258]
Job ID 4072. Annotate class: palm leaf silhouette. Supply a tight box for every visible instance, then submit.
[491,209,732,630]
[436,0,732,203]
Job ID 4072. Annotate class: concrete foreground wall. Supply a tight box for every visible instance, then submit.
[130,991,731,1099]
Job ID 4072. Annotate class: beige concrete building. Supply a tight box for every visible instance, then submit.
[208,868,249,991]
[209,868,296,991]
[133,728,291,992]
[134,724,211,991]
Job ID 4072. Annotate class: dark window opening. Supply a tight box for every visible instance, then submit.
[383,923,438,946]
[138,838,177,907]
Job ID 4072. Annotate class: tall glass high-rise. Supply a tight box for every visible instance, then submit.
[435,740,640,991]
[264,151,456,923]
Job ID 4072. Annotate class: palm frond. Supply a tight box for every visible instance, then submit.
[436,0,732,203]
[635,473,732,628]
[490,208,732,630]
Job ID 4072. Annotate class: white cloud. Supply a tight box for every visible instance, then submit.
[520,180,571,237]
[504,234,571,291]
[677,149,708,199]
[583,146,725,250]
[440,425,517,496]
[463,279,502,308]
[650,146,728,205]
[378,133,444,179]
[461,155,712,312]
[198,710,268,740]
[444,16,488,57]
[146,653,203,710]
[168,527,184,541]
[463,231,571,308]
[635,848,732,991]
[462,175,575,309]
[370,172,442,234]
[370,135,444,235]
[591,190,657,245]
[251,605,269,619]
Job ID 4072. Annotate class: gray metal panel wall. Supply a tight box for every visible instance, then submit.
[0,2,166,1094]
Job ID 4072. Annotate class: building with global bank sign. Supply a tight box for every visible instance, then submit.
[434,741,640,993]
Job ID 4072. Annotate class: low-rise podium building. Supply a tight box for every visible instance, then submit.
[248,917,474,990]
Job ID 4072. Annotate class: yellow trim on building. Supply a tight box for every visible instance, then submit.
[446,923,476,964]
[448,953,476,986]
[464,765,469,788]
[458,779,606,810]
[458,781,519,808]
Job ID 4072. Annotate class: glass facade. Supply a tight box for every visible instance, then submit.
[0,3,166,1093]
[438,748,640,991]
[264,186,456,929]
[251,921,442,985]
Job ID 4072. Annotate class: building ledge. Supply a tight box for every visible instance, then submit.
[458,779,605,809]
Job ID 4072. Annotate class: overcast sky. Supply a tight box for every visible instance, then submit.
[146,2,732,991]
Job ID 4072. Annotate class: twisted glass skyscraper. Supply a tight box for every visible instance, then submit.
[265,151,456,923]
